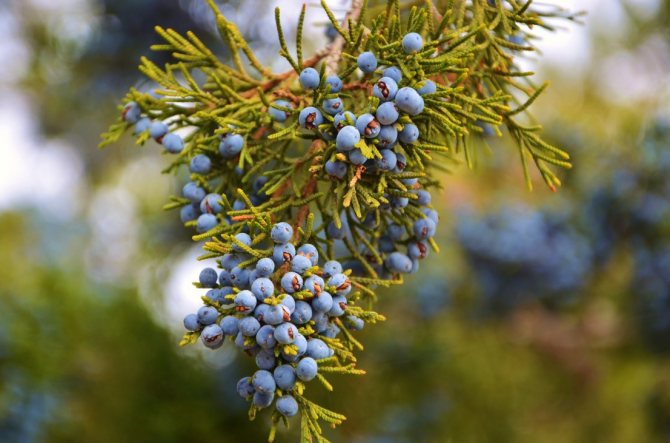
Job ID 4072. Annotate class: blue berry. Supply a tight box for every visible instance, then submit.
[385,251,413,273]
[312,312,329,332]
[345,315,365,330]
[230,266,252,289]
[348,149,367,165]
[274,365,297,390]
[422,208,439,225]
[247,269,259,287]
[323,322,341,338]
[122,102,141,123]
[336,125,360,151]
[377,126,398,149]
[264,304,289,325]
[273,243,296,265]
[383,66,402,83]
[296,357,318,381]
[271,222,293,244]
[162,133,184,153]
[328,295,347,317]
[396,87,424,115]
[183,182,206,202]
[254,303,269,322]
[232,199,246,211]
[408,240,429,259]
[134,117,151,134]
[274,322,298,344]
[413,217,437,240]
[237,376,255,399]
[373,77,399,101]
[253,391,274,409]
[297,244,318,265]
[200,193,223,214]
[253,258,274,278]
[251,277,274,301]
[282,295,296,314]
[323,260,343,278]
[416,190,431,205]
[252,369,276,393]
[276,395,299,417]
[375,149,397,171]
[256,325,276,349]
[234,290,257,314]
[376,102,399,125]
[219,133,244,158]
[357,51,378,74]
[388,223,405,241]
[391,196,409,208]
[221,253,241,270]
[256,350,276,370]
[252,176,269,193]
[325,160,348,179]
[269,99,293,122]
[299,67,320,89]
[306,338,331,359]
[303,275,325,295]
[183,313,201,331]
[322,97,344,115]
[201,324,224,348]
[206,287,228,303]
[326,75,343,92]
[190,154,211,174]
[232,232,252,252]
[363,212,379,228]
[220,315,239,335]
[149,121,169,139]
[333,111,356,130]
[417,79,437,95]
[402,32,423,53]
[281,272,303,294]
[311,291,333,313]
[378,235,396,253]
[239,316,261,336]
[291,301,313,324]
[199,267,218,287]
[402,177,418,187]
[196,213,218,233]
[291,255,312,274]
[356,114,381,138]
[327,221,346,239]
[328,273,351,296]
[399,123,420,144]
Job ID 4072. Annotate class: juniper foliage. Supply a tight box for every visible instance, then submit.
[101,1,578,441]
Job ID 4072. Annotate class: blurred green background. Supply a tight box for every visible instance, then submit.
[1,0,670,442]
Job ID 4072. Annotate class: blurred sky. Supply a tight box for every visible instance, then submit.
[0,0,667,338]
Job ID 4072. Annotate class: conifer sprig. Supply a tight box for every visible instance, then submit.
[102,1,577,441]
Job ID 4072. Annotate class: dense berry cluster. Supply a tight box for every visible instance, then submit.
[103,0,577,439]
[181,222,380,417]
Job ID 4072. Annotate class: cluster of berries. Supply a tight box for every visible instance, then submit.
[288,33,433,183]
[179,174,268,234]
[326,189,439,278]
[182,223,366,416]
[122,102,185,154]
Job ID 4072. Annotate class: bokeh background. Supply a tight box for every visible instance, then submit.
[1,0,670,442]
